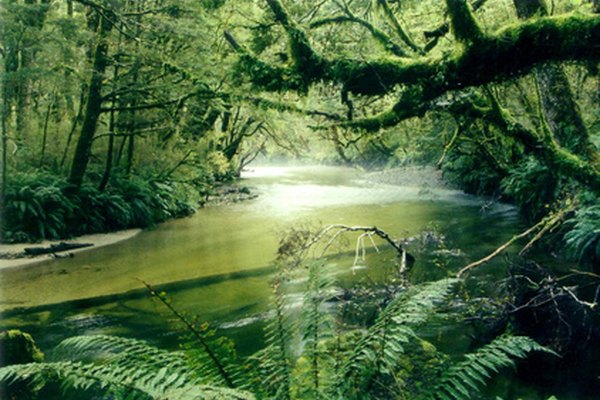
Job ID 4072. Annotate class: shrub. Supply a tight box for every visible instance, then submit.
[3,172,74,242]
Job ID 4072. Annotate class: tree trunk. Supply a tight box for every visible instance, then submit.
[68,14,111,188]
[39,96,53,167]
[513,0,599,165]
[1,85,8,240]
[99,31,123,191]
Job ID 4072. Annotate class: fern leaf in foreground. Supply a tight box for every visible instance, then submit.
[0,335,255,400]
[425,335,557,400]
[334,278,460,396]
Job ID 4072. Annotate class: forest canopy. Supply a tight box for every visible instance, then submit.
[1,1,600,399]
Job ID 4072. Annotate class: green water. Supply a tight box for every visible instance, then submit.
[0,166,567,399]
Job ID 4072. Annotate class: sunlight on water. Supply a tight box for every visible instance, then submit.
[0,165,523,361]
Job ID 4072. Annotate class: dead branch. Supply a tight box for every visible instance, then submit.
[457,220,545,278]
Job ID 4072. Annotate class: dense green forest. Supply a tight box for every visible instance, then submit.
[1,0,599,399]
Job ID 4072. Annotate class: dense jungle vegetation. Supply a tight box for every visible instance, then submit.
[1,0,599,399]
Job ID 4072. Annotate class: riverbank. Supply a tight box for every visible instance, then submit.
[0,166,449,271]
[0,229,141,270]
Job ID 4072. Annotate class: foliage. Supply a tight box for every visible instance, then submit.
[0,276,551,400]
[0,335,254,400]
[564,202,600,265]
[1,171,198,243]
[500,157,559,220]
[423,335,556,400]
[2,172,75,242]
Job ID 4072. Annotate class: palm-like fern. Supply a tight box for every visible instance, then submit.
[298,261,336,399]
[564,204,600,263]
[421,335,557,400]
[245,260,294,400]
[0,335,254,400]
[332,278,460,398]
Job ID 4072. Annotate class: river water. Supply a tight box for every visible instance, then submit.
[1,165,559,398]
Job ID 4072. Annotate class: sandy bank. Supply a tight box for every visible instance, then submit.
[0,229,141,271]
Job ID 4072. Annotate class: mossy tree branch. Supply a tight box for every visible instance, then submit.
[310,16,407,57]
[236,7,599,99]
[229,1,599,161]
[445,0,484,43]
[265,0,328,85]
[442,92,600,192]
[376,0,422,54]
[333,13,599,129]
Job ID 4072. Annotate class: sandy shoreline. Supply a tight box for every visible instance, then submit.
[0,229,142,271]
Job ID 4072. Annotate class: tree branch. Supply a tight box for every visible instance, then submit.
[310,16,407,57]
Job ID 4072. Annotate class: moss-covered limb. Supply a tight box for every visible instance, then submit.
[310,16,407,57]
[375,0,422,54]
[339,87,432,131]
[423,0,488,52]
[445,0,484,43]
[512,0,600,165]
[337,13,600,97]
[223,31,304,92]
[337,10,600,129]
[240,8,599,122]
[534,64,600,165]
[482,99,600,192]
[265,0,328,82]
[234,95,344,121]
[256,1,600,98]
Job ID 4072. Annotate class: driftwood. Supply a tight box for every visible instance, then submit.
[23,242,93,256]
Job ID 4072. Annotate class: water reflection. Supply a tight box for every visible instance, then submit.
[1,166,521,356]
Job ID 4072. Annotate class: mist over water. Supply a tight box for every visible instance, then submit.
[0,165,522,355]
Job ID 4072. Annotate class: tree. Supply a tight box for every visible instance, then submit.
[225,0,600,191]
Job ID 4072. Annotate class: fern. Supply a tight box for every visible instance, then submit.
[247,262,294,399]
[564,204,600,263]
[422,335,557,400]
[0,335,255,400]
[298,261,336,399]
[333,278,460,398]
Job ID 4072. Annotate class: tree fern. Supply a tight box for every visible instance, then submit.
[0,335,255,400]
[422,335,557,400]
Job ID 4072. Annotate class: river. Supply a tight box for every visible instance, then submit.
[1,165,559,398]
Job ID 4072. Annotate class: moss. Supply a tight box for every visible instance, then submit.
[446,0,484,43]
[0,330,44,367]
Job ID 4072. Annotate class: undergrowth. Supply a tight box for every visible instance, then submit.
[1,170,204,243]
[0,229,556,399]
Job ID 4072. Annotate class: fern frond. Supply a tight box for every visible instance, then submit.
[0,361,145,398]
[299,261,336,398]
[162,385,256,399]
[247,264,294,399]
[0,358,255,400]
[425,335,556,400]
[382,278,461,326]
[53,335,204,388]
[564,205,600,262]
[334,279,460,396]
[0,335,255,399]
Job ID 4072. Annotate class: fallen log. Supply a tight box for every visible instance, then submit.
[23,242,93,256]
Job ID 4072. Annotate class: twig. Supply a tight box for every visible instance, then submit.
[456,220,545,277]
